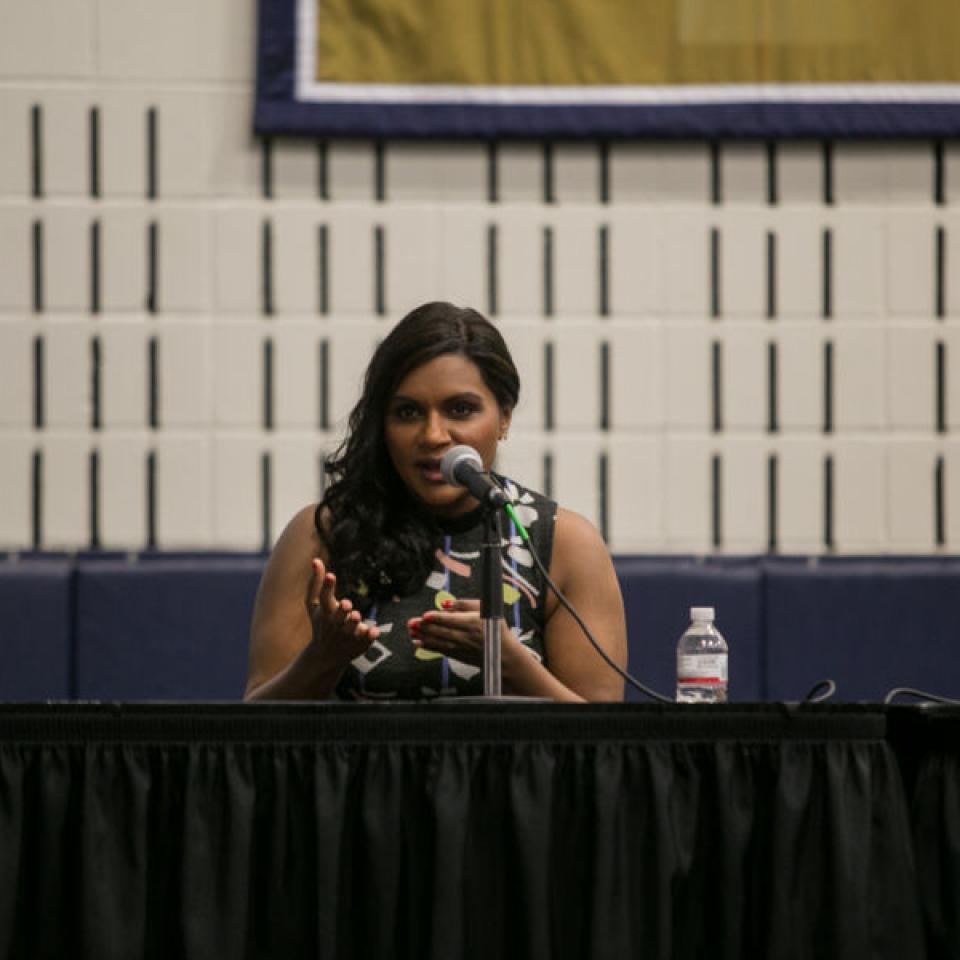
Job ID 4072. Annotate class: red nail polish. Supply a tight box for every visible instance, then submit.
[442,599,454,610]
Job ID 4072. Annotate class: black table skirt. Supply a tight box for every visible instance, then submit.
[888,705,960,960]
[0,703,937,960]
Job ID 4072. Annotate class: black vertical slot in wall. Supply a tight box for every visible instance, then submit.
[32,220,44,313]
[822,141,834,205]
[766,231,777,318]
[318,224,329,315]
[766,141,778,205]
[33,336,45,428]
[261,137,273,199]
[598,225,609,317]
[823,454,835,551]
[936,226,946,318]
[146,107,158,200]
[542,452,554,500]
[318,338,330,430]
[486,223,498,317]
[146,221,158,313]
[89,107,100,199]
[710,228,721,317]
[31,104,43,198]
[543,141,555,204]
[599,141,610,204]
[710,141,722,204]
[934,140,945,206]
[823,339,834,433]
[598,453,609,544]
[487,141,499,204]
[90,336,102,430]
[543,341,555,431]
[262,338,274,431]
[542,226,554,317]
[767,453,778,553]
[260,452,272,553]
[145,450,157,550]
[375,140,386,202]
[374,225,386,316]
[89,449,100,550]
[599,340,610,431]
[767,341,779,433]
[317,140,328,199]
[822,228,833,318]
[936,340,946,433]
[711,339,723,432]
[261,220,274,316]
[90,220,101,314]
[148,336,159,429]
[934,457,946,547]
[711,454,722,548]
[31,450,43,549]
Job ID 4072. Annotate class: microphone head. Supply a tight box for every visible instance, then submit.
[440,445,483,486]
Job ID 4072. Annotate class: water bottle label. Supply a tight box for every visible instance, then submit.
[677,654,728,684]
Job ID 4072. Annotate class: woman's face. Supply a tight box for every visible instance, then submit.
[384,353,511,517]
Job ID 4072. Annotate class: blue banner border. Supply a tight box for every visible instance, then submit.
[255,0,960,139]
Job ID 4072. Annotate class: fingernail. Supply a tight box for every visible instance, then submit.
[441,599,454,610]
[422,612,433,622]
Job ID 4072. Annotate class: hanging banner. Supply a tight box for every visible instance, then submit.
[255,0,960,138]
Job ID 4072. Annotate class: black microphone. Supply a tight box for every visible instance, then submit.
[440,445,507,508]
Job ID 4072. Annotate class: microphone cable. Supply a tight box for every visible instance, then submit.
[802,679,837,703]
[884,687,960,706]
[503,501,674,704]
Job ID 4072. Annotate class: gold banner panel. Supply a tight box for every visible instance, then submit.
[315,0,960,86]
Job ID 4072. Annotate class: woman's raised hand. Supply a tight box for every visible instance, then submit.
[306,559,379,666]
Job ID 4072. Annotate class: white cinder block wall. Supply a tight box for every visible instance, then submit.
[1,0,958,554]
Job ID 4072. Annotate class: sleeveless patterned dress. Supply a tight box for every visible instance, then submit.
[332,478,557,701]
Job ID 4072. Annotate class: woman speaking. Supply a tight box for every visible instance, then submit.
[245,302,627,702]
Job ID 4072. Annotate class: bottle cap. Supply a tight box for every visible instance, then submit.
[690,606,715,622]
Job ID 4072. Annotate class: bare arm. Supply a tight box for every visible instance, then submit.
[245,504,379,700]
[506,507,627,701]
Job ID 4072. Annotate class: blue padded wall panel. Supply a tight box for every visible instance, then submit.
[614,558,764,703]
[764,560,960,702]
[75,558,266,700]
[0,559,73,700]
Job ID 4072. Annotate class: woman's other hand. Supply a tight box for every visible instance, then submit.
[409,598,517,668]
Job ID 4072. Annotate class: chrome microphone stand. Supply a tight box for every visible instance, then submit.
[479,503,504,697]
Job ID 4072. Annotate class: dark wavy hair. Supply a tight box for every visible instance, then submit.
[320,302,520,603]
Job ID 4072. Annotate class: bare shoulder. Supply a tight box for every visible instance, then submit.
[276,502,327,558]
[257,502,328,596]
[544,507,617,613]
[551,507,610,570]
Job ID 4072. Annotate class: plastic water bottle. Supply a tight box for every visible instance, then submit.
[676,606,728,703]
